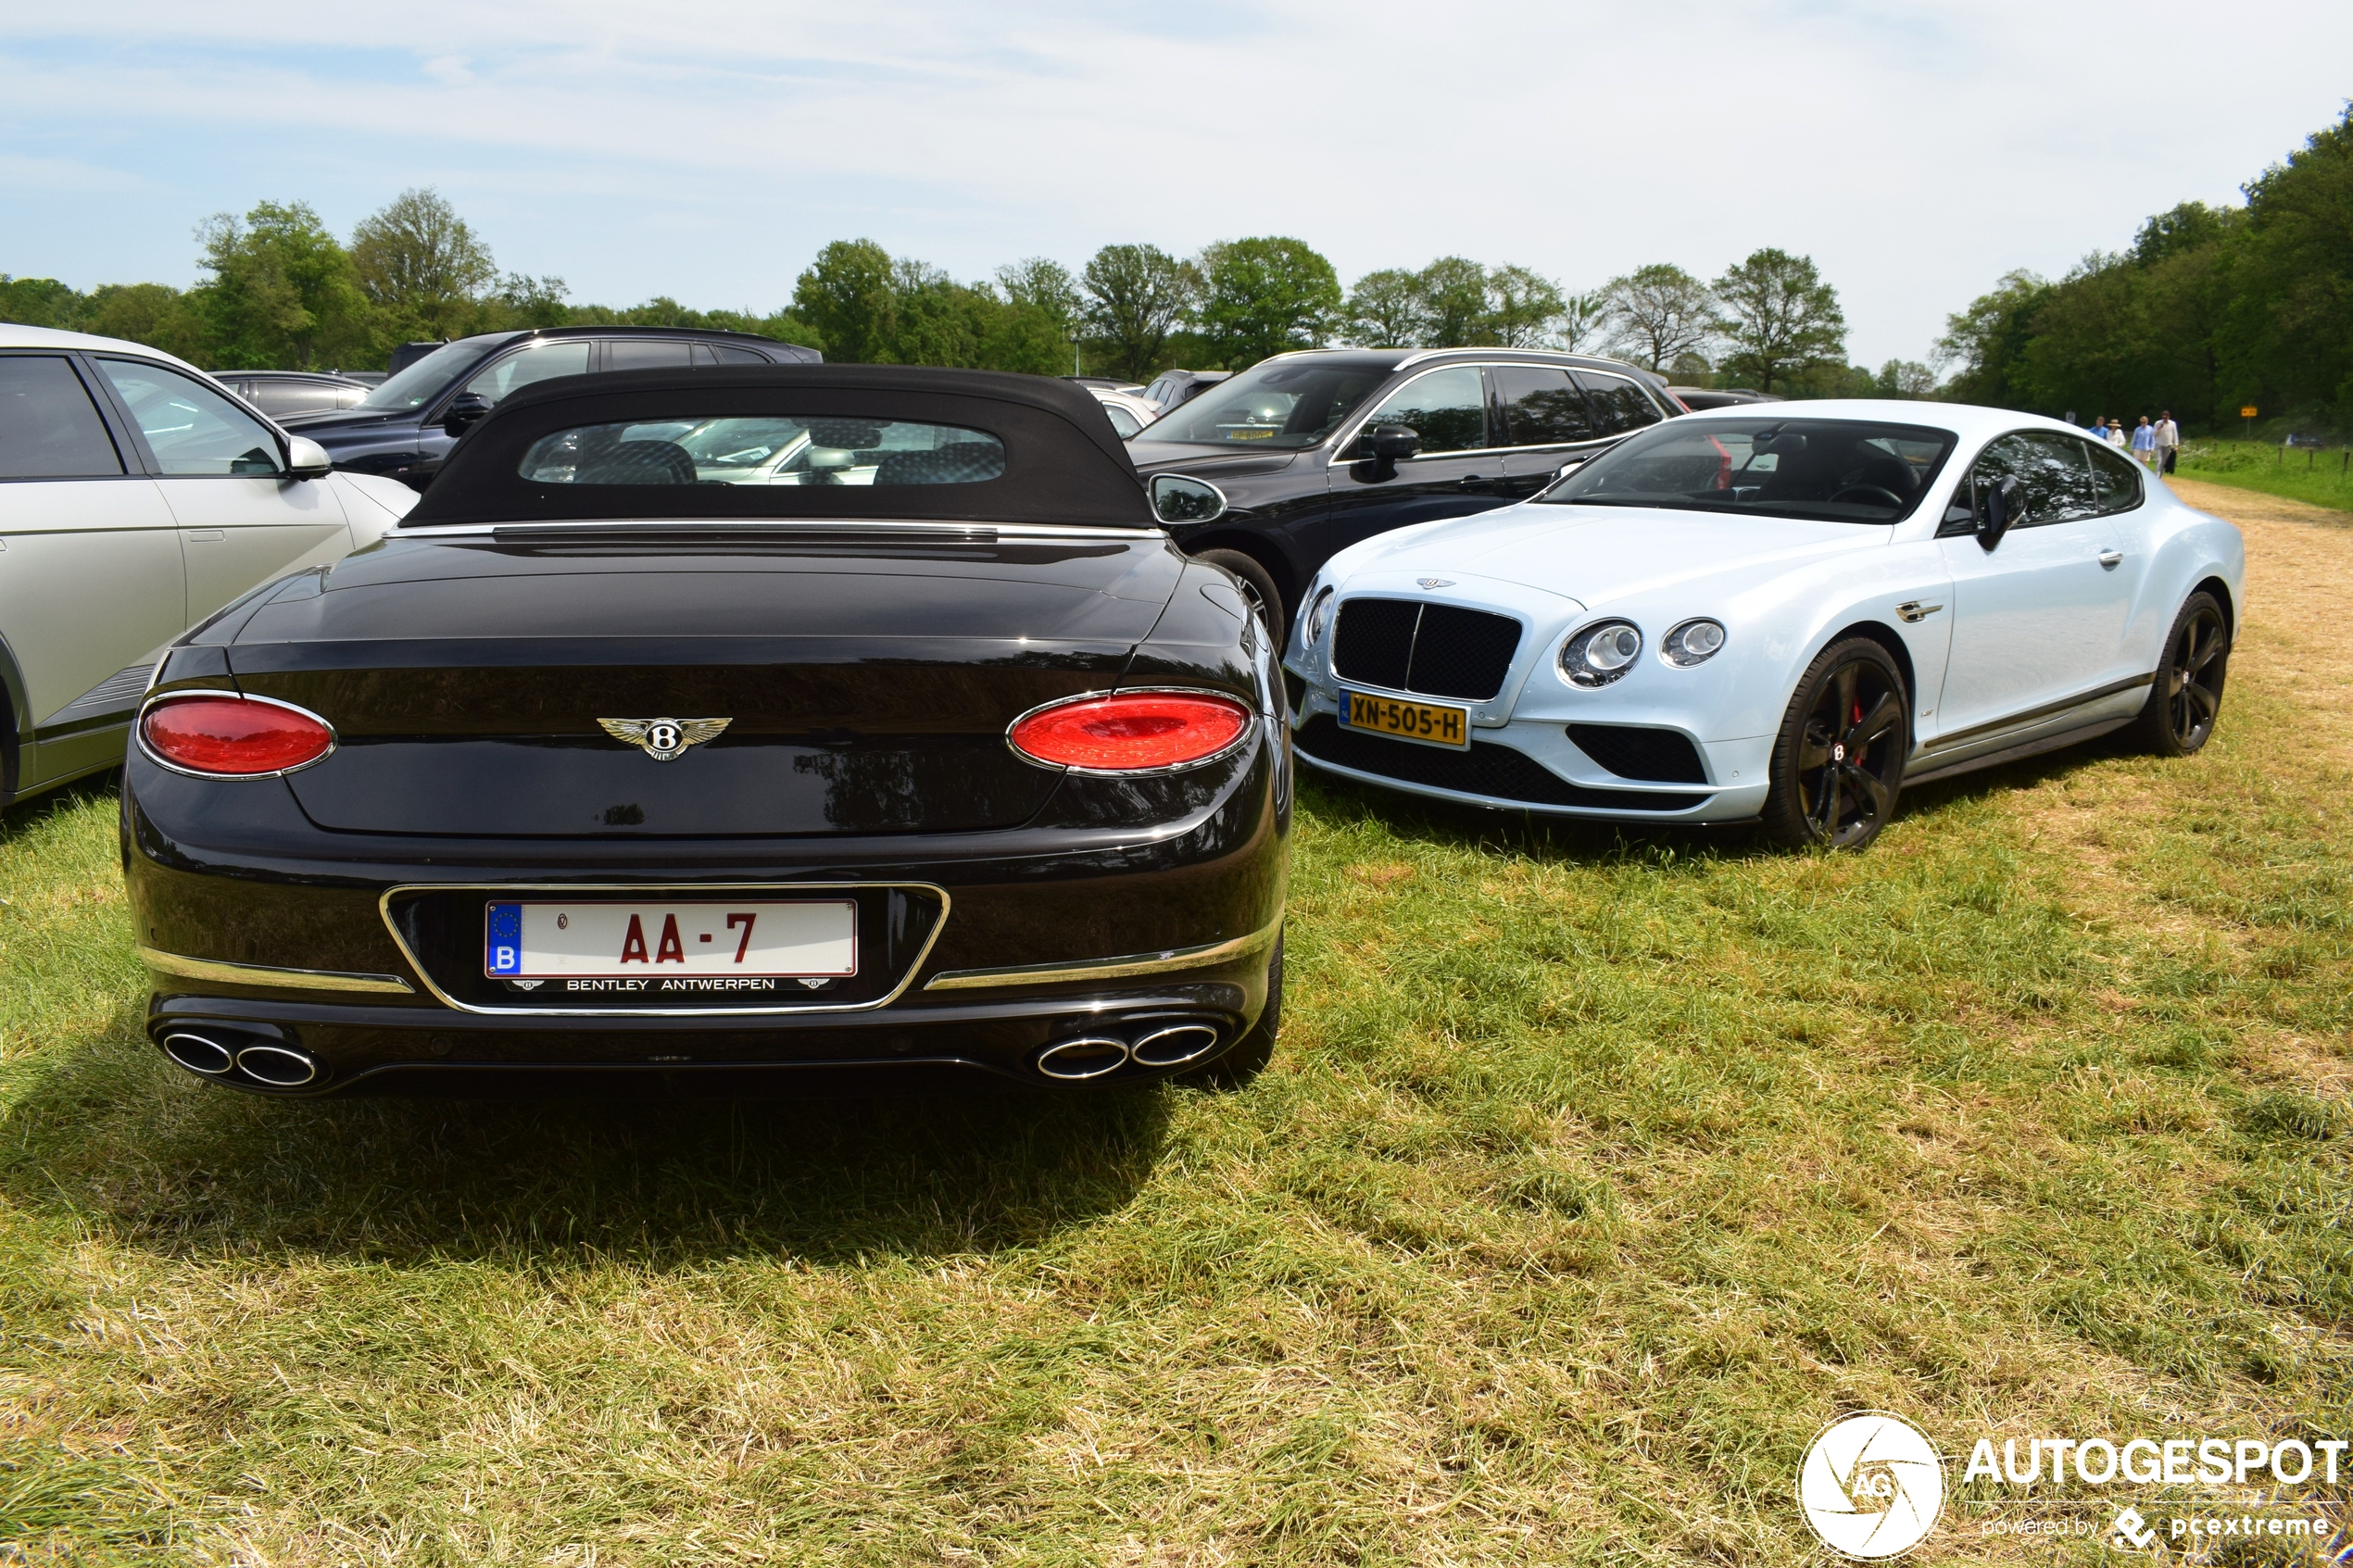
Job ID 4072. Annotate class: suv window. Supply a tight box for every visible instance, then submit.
[95,358,283,476]
[1971,432,2098,526]
[1353,366,1489,457]
[464,340,594,404]
[0,357,124,478]
[1493,365,1602,446]
[1573,370,1665,437]
[605,339,691,371]
[695,343,770,366]
[2085,439,2145,514]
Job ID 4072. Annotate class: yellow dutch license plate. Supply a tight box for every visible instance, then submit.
[1340,690,1470,749]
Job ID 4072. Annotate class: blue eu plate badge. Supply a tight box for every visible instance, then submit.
[486,902,523,975]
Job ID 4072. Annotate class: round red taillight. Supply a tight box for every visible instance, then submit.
[141,696,336,777]
[1009,691,1252,771]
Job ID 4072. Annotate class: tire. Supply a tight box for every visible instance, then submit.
[1186,935,1281,1089]
[2120,590,2227,757]
[1760,637,1910,850]
[1196,549,1287,646]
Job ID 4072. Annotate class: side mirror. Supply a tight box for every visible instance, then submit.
[442,392,492,439]
[283,435,333,478]
[1976,474,2022,550]
[1367,423,1420,464]
[1150,473,1227,525]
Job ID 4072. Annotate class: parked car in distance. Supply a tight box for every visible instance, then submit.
[1087,385,1163,439]
[1141,369,1230,411]
[282,325,821,491]
[124,365,1288,1098]
[1,324,417,806]
[1064,375,1149,396]
[1669,386,1784,411]
[1282,402,2243,850]
[1127,347,1683,639]
[208,370,372,419]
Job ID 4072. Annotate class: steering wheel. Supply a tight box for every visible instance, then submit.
[1829,484,1906,509]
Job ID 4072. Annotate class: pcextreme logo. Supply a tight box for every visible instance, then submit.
[1796,1411,1946,1559]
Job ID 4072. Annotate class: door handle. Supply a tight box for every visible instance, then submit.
[1458,475,1491,491]
[186,529,226,542]
[1896,600,1943,622]
[2098,550,2123,569]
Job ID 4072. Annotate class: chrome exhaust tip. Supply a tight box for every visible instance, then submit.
[161,1031,235,1075]
[1130,1022,1222,1068]
[1035,1035,1130,1082]
[234,1043,319,1087]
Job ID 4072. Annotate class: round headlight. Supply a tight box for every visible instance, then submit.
[1560,620,1643,687]
[1304,586,1335,646]
[1661,618,1727,667]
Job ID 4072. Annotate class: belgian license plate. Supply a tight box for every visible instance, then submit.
[484,899,857,980]
[1339,690,1470,749]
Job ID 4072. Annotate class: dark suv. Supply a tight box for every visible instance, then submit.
[283,325,820,490]
[1127,347,1683,636]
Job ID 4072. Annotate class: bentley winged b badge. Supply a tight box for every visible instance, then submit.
[598,717,731,761]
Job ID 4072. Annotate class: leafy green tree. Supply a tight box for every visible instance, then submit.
[1711,248,1846,395]
[0,276,85,329]
[1197,237,1340,369]
[1414,257,1491,347]
[350,188,497,340]
[1601,264,1716,371]
[990,257,1084,374]
[191,200,370,368]
[84,283,207,360]
[1557,290,1607,353]
[1936,268,2050,408]
[494,273,572,330]
[1872,359,1938,397]
[1483,265,1567,348]
[1081,244,1199,381]
[793,239,899,363]
[1342,268,1425,347]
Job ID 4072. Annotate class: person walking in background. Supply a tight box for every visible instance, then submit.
[2156,409,2181,474]
[2131,415,2158,469]
[2089,414,2110,439]
[2108,419,2130,448]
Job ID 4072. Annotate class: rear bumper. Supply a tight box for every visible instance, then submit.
[124,732,1288,1095]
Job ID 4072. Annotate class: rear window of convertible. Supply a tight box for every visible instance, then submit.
[519,417,1007,486]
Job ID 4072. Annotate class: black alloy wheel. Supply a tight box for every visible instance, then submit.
[1197,549,1287,645]
[1761,638,1910,850]
[2124,590,2228,757]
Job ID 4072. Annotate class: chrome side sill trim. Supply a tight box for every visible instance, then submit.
[139,947,416,995]
[924,914,1282,992]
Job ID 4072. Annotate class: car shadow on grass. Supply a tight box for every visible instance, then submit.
[0,1002,1176,1271]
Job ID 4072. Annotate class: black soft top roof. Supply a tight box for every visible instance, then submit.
[401,365,1154,528]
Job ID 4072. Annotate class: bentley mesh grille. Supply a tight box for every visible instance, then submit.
[1565,724,1708,784]
[1295,716,1705,811]
[1329,598,1523,701]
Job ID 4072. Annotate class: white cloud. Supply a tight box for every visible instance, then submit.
[4,0,2349,363]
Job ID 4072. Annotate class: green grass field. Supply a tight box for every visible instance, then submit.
[3,489,2349,1563]
[2174,439,2353,513]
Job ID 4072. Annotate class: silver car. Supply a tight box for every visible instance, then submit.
[0,324,416,805]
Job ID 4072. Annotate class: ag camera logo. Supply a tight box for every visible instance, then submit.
[1797,1411,1946,1559]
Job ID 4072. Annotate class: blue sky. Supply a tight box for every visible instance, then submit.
[5,1,2350,366]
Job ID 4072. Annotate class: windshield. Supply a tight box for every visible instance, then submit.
[1130,358,1390,450]
[1541,417,1958,523]
[357,334,511,410]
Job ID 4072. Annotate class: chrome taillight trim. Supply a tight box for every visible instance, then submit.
[135,688,340,780]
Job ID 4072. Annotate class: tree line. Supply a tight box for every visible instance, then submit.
[4,189,1940,398]
[1940,105,2353,438]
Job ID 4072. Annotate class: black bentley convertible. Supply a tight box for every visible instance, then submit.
[123,368,1289,1095]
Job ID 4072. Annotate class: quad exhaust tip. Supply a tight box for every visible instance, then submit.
[1035,1019,1227,1081]
[161,1031,235,1075]
[1035,1035,1130,1081]
[157,1030,319,1087]
[1130,1022,1221,1068]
